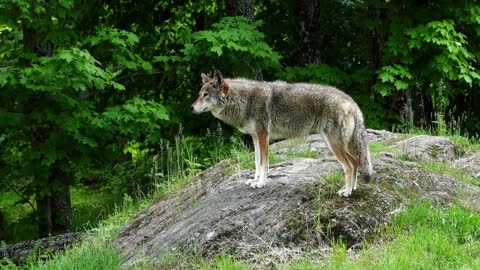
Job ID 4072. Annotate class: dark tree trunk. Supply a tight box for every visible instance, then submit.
[35,164,73,238]
[369,27,381,70]
[23,22,73,238]
[225,0,263,80]
[225,0,254,20]
[404,89,414,126]
[0,210,6,241]
[368,7,383,71]
[50,164,73,234]
[297,0,322,66]
[36,192,53,238]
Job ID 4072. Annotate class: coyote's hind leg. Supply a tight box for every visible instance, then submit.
[328,140,354,197]
[345,150,359,190]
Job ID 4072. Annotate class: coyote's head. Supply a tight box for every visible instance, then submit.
[191,70,229,114]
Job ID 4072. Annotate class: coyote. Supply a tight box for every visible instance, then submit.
[192,70,372,197]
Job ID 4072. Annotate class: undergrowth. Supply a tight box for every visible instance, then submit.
[418,161,480,186]
[1,194,143,270]
[285,202,480,270]
[3,124,480,269]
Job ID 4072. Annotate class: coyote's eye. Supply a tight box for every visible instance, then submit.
[203,93,208,98]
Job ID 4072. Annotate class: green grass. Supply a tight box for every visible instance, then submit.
[204,256,249,270]
[225,138,323,176]
[403,122,480,154]
[0,187,120,244]
[446,134,480,153]
[15,194,145,270]
[6,127,480,269]
[2,126,240,269]
[285,202,480,270]
[71,186,119,230]
[29,241,121,270]
[0,191,36,243]
[418,161,480,186]
[128,254,249,270]
[368,141,399,157]
[118,202,480,270]
[316,170,343,198]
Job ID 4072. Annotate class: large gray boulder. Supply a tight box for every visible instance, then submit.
[455,152,480,179]
[392,135,465,162]
[116,131,480,268]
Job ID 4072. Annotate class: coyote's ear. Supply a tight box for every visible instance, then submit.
[213,70,223,87]
[201,73,212,84]
[220,80,229,98]
[214,70,229,98]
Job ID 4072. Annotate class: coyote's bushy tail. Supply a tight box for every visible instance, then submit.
[352,113,373,182]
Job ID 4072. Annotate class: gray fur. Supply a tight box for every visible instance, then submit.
[192,70,372,196]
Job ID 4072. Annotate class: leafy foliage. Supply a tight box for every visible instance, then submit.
[375,19,480,97]
[2,0,480,246]
[277,64,350,87]
[182,16,281,76]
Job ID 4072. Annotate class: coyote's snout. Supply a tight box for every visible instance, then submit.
[192,70,372,197]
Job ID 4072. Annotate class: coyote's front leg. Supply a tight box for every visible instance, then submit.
[246,130,269,188]
[245,134,260,186]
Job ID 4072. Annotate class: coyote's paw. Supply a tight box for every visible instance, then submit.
[337,187,352,197]
[248,181,265,188]
[245,178,256,186]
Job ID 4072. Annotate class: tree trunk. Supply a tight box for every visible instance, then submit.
[36,191,53,238]
[297,0,322,66]
[404,89,414,126]
[50,163,73,234]
[35,163,73,238]
[225,0,263,80]
[368,7,383,71]
[225,0,254,20]
[0,210,7,241]
[23,22,73,238]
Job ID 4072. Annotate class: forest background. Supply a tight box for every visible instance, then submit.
[1,0,480,244]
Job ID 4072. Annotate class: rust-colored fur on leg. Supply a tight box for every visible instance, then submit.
[249,128,269,188]
[192,70,372,193]
[329,141,355,197]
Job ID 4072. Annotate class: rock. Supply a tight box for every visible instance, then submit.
[392,135,465,162]
[366,129,401,143]
[0,232,85,264]
[454,152,480,179]
[270,134,330,159]
[116,131,479,268]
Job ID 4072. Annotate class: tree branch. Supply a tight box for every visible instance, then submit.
[6,182,36,212]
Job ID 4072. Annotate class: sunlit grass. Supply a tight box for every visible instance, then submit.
[6,124,480,270]
[26,194,143,270]
[285,202,480,270]
[418,161,480,186]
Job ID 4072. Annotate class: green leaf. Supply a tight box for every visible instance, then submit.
[58,51,75,63]
[459,74,472,85]
[72,80,87,91]
[374,84,391,97]
[379,72,395,83]
[154,56,170,62]
[123,104,139,113]
[211,46,223,56]
[112,81,126,91]
[394,80,409,90]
